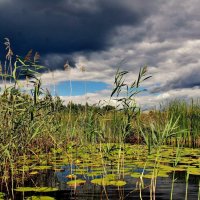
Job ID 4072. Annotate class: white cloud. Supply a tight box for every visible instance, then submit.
[58,86,200,110]
[2,0,200,109]
[39,30,200,108]
[60,89,116,106]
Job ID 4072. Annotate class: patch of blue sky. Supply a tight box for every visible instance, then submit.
[49,80,110,96]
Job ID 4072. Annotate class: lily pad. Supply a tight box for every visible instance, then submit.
[143,171,169,179]
[109,180,126,186]
[32,166,52,170]
[91,176,126,187]
[105,174,116,180]
[0,192,5,200]
[29,171,39,175]
[26,196,55,200]
[67,179,86,186]
[187,168,200,175]
[86,171,103,177]
[91,178,111,186]
[131,172,142,178]
[18,166,30,172]
[66,174,76,179]
[15,187,58,192]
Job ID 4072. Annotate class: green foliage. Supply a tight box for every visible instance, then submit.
[111,66,151,141]
[140,115,185,154]
[0,40,64,187]
[164,99,200,147]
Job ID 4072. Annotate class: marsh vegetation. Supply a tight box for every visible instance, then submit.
[0,39,199,199]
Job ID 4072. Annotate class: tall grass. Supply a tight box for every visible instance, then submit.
[0,39,64,192]
[58,98,200,149]
[164,99,200,147]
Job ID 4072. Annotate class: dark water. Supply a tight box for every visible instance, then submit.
[13,165,199,200]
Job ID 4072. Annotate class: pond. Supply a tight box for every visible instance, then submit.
[1,144,200,199]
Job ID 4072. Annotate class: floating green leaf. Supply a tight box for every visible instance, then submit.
[109,180,126,186]
[67,179,86,186]
[0,192,5,200]
[32,166,52,170]
[187,168,200,175]
[91,178,112,186]
[26,196,55,200]
[29,171,39,175]
[15,187,58,192]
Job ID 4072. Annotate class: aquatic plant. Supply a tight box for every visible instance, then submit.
[111,66,151,141]
[140,115,185,154]
[0,39,63,196]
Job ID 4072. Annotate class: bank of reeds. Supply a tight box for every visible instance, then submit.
[139,99,200,148]
[165,99,200,147]
[0,40,64,193]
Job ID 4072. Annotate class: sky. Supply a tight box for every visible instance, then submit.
[0,0,200,109]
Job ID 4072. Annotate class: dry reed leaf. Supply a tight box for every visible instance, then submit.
[64,62,71,71]
[24,49,33,62]
[34,52,40,62]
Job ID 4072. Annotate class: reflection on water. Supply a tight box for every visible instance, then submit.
[13,164,199,200]
[2,144,199,199]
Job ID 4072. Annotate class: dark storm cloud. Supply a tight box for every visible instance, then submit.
[166,69,200,90]
[151,67,200,93]
[0,0,154,58]
[1,0,199,96]
[43,54,76,71]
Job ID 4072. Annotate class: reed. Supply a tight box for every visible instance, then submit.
[164,99,200,147]
[0,40,64,193]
